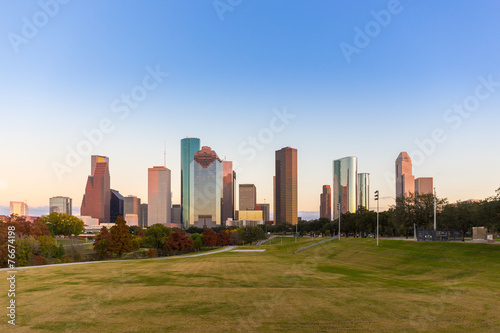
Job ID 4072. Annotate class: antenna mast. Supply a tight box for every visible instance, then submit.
[164,141,166,167]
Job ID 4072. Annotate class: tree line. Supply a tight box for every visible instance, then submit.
[291,188,500,240]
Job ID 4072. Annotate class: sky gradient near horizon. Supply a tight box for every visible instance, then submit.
[1,1,500,217]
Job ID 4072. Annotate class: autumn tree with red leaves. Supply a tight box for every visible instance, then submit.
[202,228,217,247]
[164,231,193,253]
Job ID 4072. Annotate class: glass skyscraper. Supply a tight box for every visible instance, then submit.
[357,173,370,211]
[333,156,358,219]
[189,146,223,228]
[181,138,201,228]
[49,196,72,215]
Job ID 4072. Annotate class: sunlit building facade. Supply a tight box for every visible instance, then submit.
[357,173,370,211]
[10,201,29,217]
[396,152,414,198]
[415,177,433,196]
[124,195,141,223]
[181,138,201,228]
[148,166,171,226]
[333,156,358,218]
[189,146,223,228]
[81,155,111,223]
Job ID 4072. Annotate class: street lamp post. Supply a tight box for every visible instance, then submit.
[337,202,341,241]
[375,190,379,246]
[434,187,437,231]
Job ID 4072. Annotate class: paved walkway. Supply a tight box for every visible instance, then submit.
[0,246,234,272]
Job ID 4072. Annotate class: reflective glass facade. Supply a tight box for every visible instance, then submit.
[189,146,223,228]
[333,156,357,218]
[181,138,201,228]
[357,173,370,211]
[49,196,72,215]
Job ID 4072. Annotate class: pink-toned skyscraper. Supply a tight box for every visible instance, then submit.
[81,156,111,223]
[148,166,172,226]
[415,177,433,195]
[395,152,415,198]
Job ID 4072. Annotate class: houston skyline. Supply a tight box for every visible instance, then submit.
[2,2,499,217]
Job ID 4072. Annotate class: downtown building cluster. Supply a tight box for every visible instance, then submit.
[76,139,299,230]
[5,147,434,227]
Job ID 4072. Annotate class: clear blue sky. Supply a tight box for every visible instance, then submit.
[1,1,500,217]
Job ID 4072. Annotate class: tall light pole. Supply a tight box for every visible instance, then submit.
[434,187,437,231]
[337,202,341,241]
[295,221,298,243]
[374,190,379,246]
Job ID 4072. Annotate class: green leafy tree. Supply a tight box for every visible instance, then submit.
[37,235,63,259]
[239,226,266,244]
[93,226,112,259]
[144,224,172,250]
[109,217,132,257]
[439,201,479,241]
[42,213,85,237]
[193,237,203,251]
[17,235,40,266]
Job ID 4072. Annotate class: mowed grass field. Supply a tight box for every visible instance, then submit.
[1,238,499,332]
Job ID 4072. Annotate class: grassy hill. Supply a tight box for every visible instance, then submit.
[1,238,499,332]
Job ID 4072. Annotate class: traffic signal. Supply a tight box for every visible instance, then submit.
[374,190,379,201]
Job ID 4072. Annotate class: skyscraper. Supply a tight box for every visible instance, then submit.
[415,177,433,195]
[49,196,72,215]
[10,201,29,217]
[124,195,141,223]
[124,196,141,215]
[189,146,223,228]
[148,166,172,226]
[320,185,331,220]
[110,190,124,223]
[239,184,257,211]
[140,203,148,227]
[256,203,270,222]
[274,147,298,225]
[333,156,357,218]
[81,155,111,223]
[181,138,201,228]
[396,152,415,198]
[221,161,235,225]
[357,173,370,211]
[171,204,181,225]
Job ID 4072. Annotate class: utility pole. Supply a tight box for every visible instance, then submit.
[374,190,379,246]
[434,187,437,231]
[337,202,341,241]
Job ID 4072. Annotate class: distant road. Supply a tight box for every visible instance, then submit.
[0,246,234,272]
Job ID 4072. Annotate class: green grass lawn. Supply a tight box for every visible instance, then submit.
[1,239,499,332]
